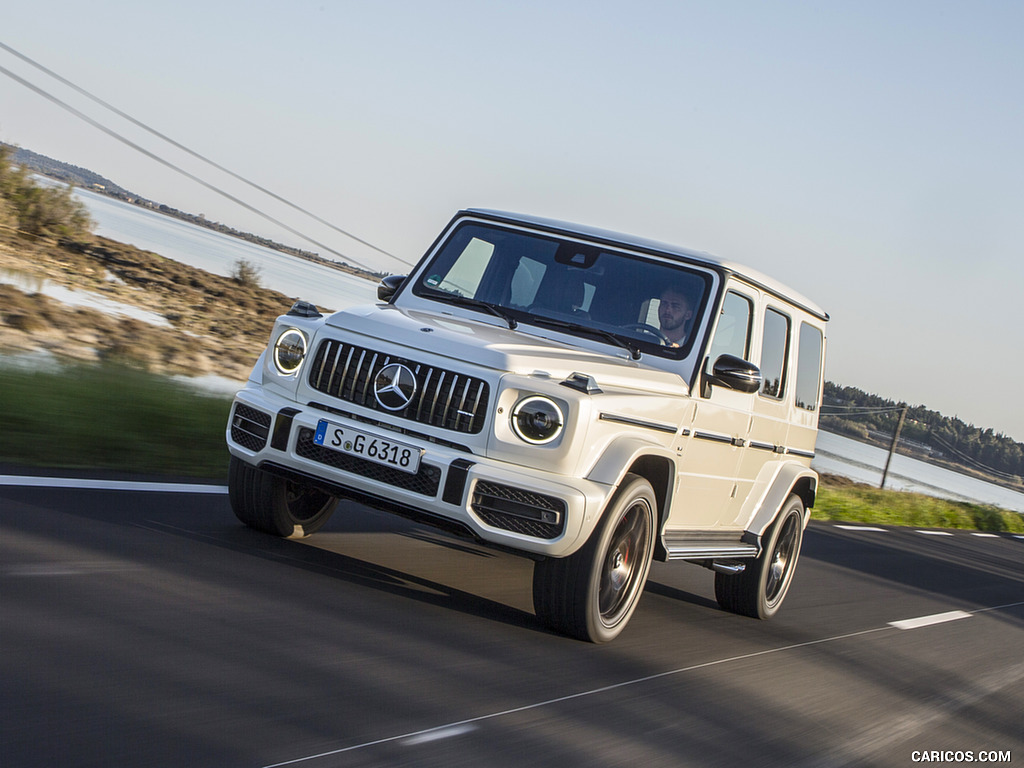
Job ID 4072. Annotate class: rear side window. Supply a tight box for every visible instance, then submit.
[760,308,790,399]
[795,322,824,411]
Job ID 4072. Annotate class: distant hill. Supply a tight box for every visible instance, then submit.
[3,143,386,280]
[10,146,131,196]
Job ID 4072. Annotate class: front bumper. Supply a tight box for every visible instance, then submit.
[225,384,611,557]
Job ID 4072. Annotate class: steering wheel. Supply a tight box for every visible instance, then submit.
[620,322,672,345]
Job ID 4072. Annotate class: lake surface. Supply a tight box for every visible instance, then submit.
[65,188,1024,514]
[813,431,1024,513]
[72,185,379,311]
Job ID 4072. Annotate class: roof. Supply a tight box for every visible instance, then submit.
[462,208,829,321]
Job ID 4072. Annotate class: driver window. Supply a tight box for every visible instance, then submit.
[707,290,753,363]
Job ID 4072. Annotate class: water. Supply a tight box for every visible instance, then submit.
[813,431,1024,513]
[68,184,379,311]
[54,186,1024,513]
[0,267,172,327]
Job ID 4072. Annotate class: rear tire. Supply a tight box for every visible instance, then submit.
[715,494,804,618]
[229,456,337,538]
[533,474,656,643]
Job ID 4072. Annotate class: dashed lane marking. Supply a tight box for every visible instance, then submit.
[888,610,973,630]
[833,524,1022,540]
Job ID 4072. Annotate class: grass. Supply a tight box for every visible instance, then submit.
[0,361,233,479]
[813,476,1024,533]
[2,361,1022,532]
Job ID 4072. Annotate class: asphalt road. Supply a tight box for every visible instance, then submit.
[2,473,1023,768]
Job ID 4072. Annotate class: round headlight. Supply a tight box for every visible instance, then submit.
[510,395,564,445]
[273,329,307,374]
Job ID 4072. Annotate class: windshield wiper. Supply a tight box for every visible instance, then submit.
[430,293,518,329]
[528,316,641,360]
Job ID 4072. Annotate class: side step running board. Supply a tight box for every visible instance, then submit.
[662,532,760,562]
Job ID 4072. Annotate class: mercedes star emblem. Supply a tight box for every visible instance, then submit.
[373,363,418,411]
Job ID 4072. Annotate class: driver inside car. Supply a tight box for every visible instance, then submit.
[658,285,694,346]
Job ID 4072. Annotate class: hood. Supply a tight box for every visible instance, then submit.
[324,303,689,396]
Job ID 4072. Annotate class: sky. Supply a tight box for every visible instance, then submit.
[2,1,1023,441]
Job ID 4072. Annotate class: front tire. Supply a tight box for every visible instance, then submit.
[229,456,338,539]
[533,474,656,643]
[715,494,804,618]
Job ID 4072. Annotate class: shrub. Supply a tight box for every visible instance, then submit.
[0,145,94,240]
[230,258,262,288]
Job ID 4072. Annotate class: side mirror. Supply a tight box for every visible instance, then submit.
[705,354,762,394]
[377,274,407,302]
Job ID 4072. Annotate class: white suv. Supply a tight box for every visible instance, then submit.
[226,209,828,642]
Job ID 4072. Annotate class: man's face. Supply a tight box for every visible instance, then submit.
[658,290,692,337]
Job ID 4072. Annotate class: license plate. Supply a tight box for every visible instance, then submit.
[313,420,422,475]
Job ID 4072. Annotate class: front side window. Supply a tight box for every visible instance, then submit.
[706,290,754,364]
[760,308,790,399]
[413,221,714,358]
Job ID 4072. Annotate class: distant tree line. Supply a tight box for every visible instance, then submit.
[822,382,1024,482]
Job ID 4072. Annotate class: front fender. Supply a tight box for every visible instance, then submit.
[586,435,675,487]
[585,436,677,528]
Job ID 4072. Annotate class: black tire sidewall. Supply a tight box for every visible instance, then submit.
[753,495,804,618]
[581,474,657,642]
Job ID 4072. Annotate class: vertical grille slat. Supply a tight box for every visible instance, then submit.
[336,346,355,398]
[468,382,485,432]
[361,353,380,407]
[429,371,447,427]
[325,342,343,396]
[307,340,489,435]
[443,375,459,430]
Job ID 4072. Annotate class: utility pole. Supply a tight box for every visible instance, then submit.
[880,405,908,490]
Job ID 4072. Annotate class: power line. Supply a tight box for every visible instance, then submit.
[820,404,907,414]
[928,433,1019,481]
[0,41,412,271]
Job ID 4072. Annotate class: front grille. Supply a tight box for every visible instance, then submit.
[471,481,566,540]
[307,340,489,434]
[295,427,441,497]
[231,404,272,451]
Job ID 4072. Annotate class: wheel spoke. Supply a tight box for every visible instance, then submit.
[765,517,798,601]
[598,501,651,619]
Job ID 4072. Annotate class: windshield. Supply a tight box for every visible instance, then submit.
[412,221,714,358]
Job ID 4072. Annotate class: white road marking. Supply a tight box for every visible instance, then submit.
[916,530,953,536]
[400,724,477,746]
[971,532,999,538]
[0,474,227,494]
[4,561,141,577]
[834,525,887,532]
[888,610,972,630]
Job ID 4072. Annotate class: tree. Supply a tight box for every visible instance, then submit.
[0,145,93,240]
